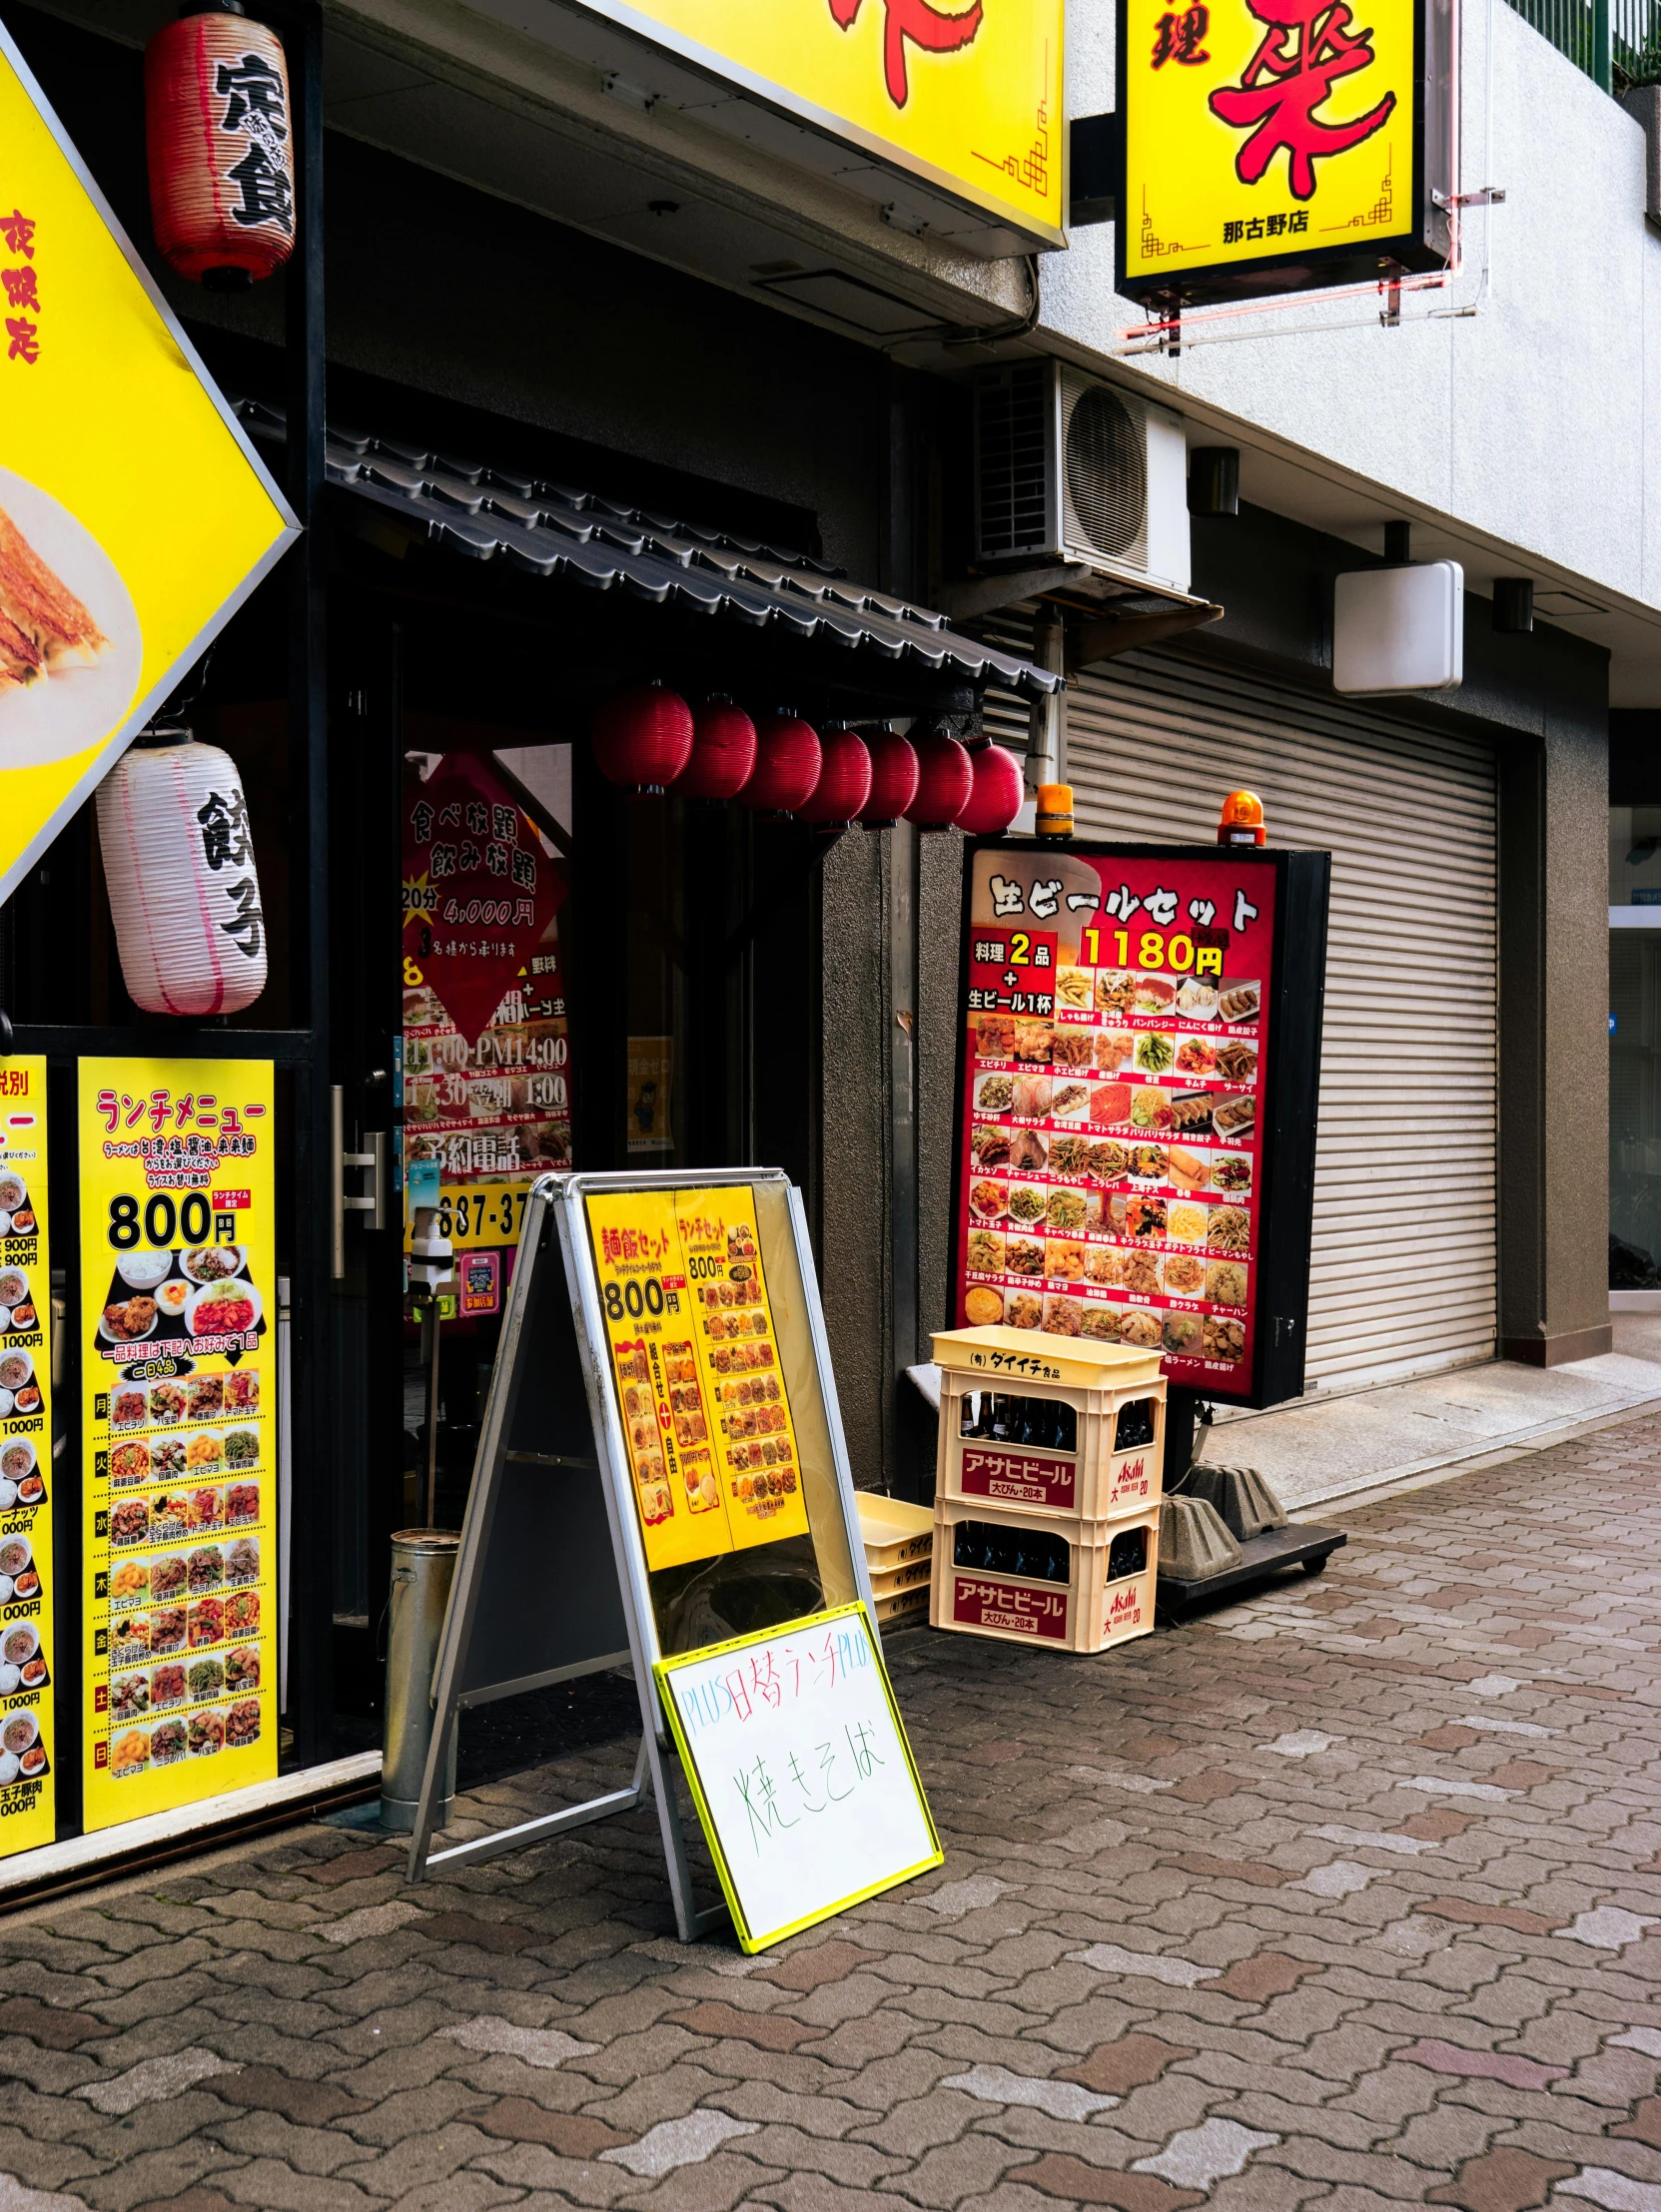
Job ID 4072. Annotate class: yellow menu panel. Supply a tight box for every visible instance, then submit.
[586,1185,810,1574]
[79,1060,277,1831]
[0,1058,53,1859]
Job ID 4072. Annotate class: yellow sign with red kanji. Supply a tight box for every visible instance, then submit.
[587,1186,811,1575]
[0,23,297,906]
[1118,0,1444,303]
[565,0,1064,247]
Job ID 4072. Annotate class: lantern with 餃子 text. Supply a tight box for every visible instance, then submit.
[145,1,296,290]
[956,741,1025,836]
[906,730,973,831]
[742,712,821,816]
[675,698,756,802]
[796,726,873,827]
[96,731,269,1017]
[591,682,695,794]
[858,729,919,828]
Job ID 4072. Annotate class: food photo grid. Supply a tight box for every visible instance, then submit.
[88,1240,272,1793]
[0,1094,54,1851]
[953,853,1275,1390]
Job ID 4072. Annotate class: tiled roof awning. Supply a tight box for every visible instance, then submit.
[233,398,1060,702]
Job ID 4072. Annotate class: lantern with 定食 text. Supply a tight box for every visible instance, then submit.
[145,1,296,289]
[96,731,268,1017]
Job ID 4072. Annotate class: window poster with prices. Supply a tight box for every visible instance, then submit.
[586,1186,812,1574]
[0,1058,53,1858]
[79,1061,277,1831]
[402,752,571,1295]
[951,842,1328,1409]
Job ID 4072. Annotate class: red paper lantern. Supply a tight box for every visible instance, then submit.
[676,699,756,802]
[796,727,873,827]
[591,683,694,793]
[957,741,1026,836]
[146,2,296,290]
[858,730,920,828]
[742,712,821,815]
[906,731,974,831]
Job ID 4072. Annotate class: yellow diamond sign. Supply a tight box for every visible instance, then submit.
[0,19,298,905]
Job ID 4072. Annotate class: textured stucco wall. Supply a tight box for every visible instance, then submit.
[1052,0,1661,622]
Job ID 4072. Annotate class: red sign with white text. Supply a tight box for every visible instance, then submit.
[956,846,1273,1398]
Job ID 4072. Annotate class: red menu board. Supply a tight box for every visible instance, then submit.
[952,844,1278,1397]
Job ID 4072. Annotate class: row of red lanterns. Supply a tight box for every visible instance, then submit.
[591,685,1025,836]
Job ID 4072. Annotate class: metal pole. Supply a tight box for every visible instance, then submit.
[1594,0,1612,90]
[422,1299,441,1529]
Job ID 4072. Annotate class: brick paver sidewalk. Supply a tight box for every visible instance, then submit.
[2,1418,1660,2212]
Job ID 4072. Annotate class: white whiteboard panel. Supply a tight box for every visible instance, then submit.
[656,1604,942,1951]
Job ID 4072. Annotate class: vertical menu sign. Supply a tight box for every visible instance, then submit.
[953,846,1277,1399]
[79,1062,277,1831]
[586,1185,811,1575]
[0,1058,53,1858]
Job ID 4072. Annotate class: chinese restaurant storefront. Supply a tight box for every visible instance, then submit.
[0,0,1059,1892]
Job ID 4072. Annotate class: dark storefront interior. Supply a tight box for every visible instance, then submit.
[1,0,1046,1791]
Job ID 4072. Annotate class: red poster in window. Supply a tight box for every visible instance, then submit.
[402,755,563,1046]
[953,842,1304,1404]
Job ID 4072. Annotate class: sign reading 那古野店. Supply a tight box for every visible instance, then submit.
[514,0,1064,247]
[0,24,296,907]
[1117,0,1451,304]
[79,1062,278,1832]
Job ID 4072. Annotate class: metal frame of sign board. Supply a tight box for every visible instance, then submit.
[656,1602,944,1953]
[406,1167,882,1943]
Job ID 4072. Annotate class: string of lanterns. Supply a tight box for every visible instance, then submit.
[590,682,1024,836]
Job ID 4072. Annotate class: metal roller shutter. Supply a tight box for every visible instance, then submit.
[1064,649,1497,1393]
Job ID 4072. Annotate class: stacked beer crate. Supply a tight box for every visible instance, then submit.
[929,1325,1165,1654]
[856,1494,934,1630]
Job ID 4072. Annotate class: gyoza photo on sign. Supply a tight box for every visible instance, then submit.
[655,1603,942,1952]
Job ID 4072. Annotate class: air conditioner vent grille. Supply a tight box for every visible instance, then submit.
[1063,382,1147,565]
[977,362,1051,558]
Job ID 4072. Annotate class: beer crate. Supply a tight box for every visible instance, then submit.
[929,1494,1159,1655]
[933,1325,1166,1524]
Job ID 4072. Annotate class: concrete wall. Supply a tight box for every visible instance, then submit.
[1050,0,1661,622]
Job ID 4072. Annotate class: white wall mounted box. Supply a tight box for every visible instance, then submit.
[1332,562,1464,696]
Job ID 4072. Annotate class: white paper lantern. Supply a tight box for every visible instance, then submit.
[96,734,268,1017]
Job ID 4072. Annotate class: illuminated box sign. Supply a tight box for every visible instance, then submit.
[950,840,1331,1412]
[566,0,1065,247]
[1116,0,1451,304]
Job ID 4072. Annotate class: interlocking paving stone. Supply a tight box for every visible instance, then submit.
[597,2109,759,2175]
[11,1415,1661,2205]
[69,2049,239,2115]
[1133,2119,1281,2186]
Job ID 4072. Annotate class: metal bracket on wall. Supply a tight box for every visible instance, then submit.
[1432,187,1506,208]
[1069,596,1225,670]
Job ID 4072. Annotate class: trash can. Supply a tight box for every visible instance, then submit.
[381,1527,460,1833]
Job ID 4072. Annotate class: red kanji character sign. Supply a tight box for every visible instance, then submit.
[1208,0,1394,200]
[825,0,983,109]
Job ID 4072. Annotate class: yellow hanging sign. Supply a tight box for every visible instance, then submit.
[561,0,1065,248]
[587,1185,811,1574]
[0,24,297,906]
[78,1061,278,1832]
[1117,0,1449,304]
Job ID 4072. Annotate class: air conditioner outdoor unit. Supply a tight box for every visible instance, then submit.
[973,360,1192,598]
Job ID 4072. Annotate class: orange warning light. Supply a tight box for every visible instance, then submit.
[1219,789,1265,846]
